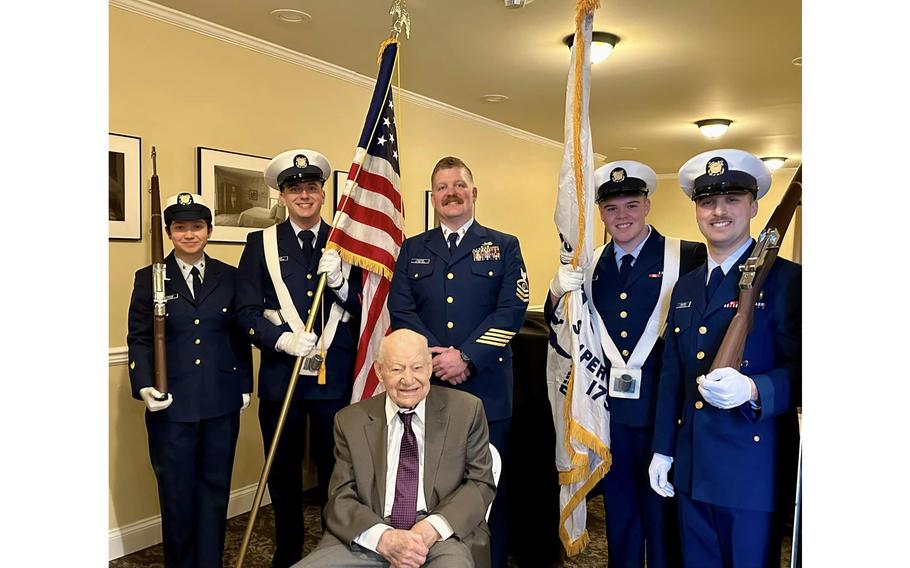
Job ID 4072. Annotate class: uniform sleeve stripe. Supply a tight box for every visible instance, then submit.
[480,333,514,341]
[486,328,516,337]
[475,338,510,347]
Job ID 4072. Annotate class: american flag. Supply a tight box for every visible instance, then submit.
[327,41,404,402]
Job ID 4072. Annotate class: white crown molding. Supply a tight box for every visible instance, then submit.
[109,0,606,160]
[109,346,129,366]
[109,483,272,560]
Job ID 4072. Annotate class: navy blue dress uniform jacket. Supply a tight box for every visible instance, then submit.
[591,229,706,427]
[236,219,362,402]
[652,242,801,513]
[388,221,529,422]
[127,253,253,422]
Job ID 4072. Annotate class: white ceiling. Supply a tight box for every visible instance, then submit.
[147,0,801,174]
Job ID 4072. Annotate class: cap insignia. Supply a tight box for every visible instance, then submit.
[610,168,626,183]
[177,193,194,205]
[706,158,727,176]
[294,154,309,169]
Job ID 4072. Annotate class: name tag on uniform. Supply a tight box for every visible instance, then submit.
[279,256,289,262]
[165,293,179,301]
[472,243,501,261]
[410,258,430,264]
[675,301,692,309]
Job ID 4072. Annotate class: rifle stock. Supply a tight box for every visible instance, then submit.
[150,147,168,396]
[710,165,802,371]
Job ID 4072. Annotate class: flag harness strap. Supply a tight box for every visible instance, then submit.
[262,224,350,376]
[584,237,681,394]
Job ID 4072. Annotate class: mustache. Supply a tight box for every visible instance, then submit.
[442,196,464,206]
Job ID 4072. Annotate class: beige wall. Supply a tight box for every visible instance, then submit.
[109,6,800,533]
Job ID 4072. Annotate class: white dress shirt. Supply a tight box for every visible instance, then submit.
[612,224,653,269]
[440,217,474,248]
[175,256,206,298]
[353,396,455,552]
[288,218,348,301]
[706,237,754,283]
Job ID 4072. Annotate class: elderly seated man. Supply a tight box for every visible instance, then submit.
[298,329,496,568]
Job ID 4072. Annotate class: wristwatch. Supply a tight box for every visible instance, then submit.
[459,351,472,365]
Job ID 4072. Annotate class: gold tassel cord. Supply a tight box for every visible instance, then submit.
[317,291,327,385]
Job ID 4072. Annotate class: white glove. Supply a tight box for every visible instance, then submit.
[549,264,584,297]
[275,330,318,357]
[139,387,173,412]
[317,249,344,289]
[648,453,675,497]
[698,367,755,409]
[241,393,251,413]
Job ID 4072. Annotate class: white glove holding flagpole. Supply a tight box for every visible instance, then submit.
[139,387,173,412]
[648,453,675,497]
[549,264,584,297]
[275,330,318,357]
[317,248,345,289]
[698,367,755,409]
[241,393,251,413]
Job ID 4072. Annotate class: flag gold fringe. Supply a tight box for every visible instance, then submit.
[559,456,610,556]
[327,242,395,281]
[377,38,399,64]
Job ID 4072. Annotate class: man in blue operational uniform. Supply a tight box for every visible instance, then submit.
[388,156,528,568]
[127,192,253,568]
[649,149,801,568]
[548,161,705,568]
[236,148,362,568]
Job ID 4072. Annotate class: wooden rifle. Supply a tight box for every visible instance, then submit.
[150,147,169,398]
[710,165,802,371]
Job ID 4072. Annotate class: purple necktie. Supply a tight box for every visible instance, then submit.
[389,412,419,530]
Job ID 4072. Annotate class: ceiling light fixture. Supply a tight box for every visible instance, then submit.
[270,9,312,24]
[481,94,509,103]
[563,31,621,64]
[761,157,788,171]
[695,118,732,139]
[504,0,535,8]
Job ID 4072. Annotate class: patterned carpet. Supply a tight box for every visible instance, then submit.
[110,495,792,567]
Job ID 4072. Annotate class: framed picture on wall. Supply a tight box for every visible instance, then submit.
[424,190,439,232]
[109,133,142,240]
[333,169,349,214]
[197,147,282,243]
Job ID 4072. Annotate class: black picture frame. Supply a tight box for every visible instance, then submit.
[108,133,142,240]
[196,146,276,243]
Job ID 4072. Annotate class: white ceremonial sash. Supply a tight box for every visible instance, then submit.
[584,238,681,389]
[262,225,351,376]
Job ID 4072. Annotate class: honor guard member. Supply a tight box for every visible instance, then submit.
[388,156,529,568]
[127,192,253,568]
[547,161,705,568]
[649,150,801,568]
[236,149,362,568]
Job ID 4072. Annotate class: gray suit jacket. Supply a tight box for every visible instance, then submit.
[322,387,496,568]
